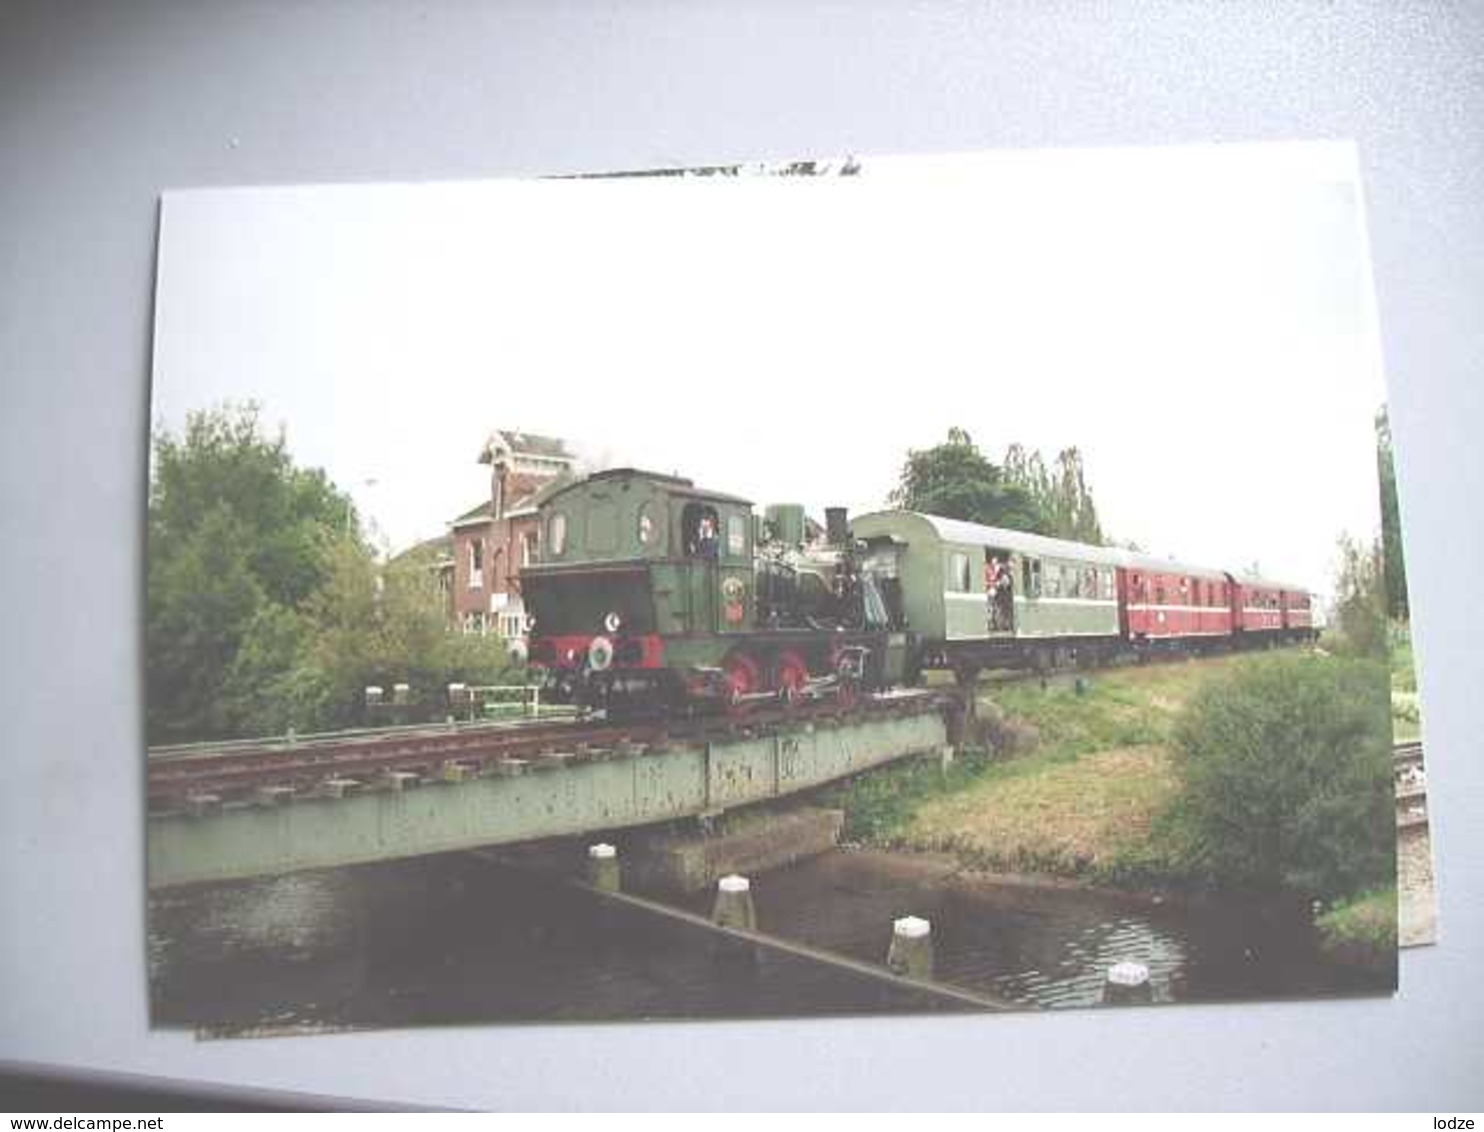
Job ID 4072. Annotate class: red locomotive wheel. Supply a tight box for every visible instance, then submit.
[722,650,762,711]
[774,650,810,707]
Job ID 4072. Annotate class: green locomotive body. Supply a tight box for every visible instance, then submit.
[521,468,915,711]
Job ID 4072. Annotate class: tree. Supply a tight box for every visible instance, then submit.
[147,403,359,742]
[292,542,516,729]
[1375,406,1409,620]
[1332,533,1387,660]
[149,403,523,742]
[1171,653,1394,901]
[1002,443,1105,544]
[889,429,1046,531]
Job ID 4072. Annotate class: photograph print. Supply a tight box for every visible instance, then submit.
[145,142,1410,1034]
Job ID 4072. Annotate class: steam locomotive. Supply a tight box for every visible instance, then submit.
[519,467,1315,714]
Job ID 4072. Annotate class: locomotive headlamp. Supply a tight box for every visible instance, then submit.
[588,635,614,672]
[604,611,623,633]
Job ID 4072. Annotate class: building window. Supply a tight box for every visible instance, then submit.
[469,539,484,589]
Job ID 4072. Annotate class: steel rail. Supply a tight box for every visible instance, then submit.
[146,691,952,804]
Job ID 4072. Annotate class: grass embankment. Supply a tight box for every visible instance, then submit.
[1390,624,1422,743]
[825,655,1252,885]
[1315,887,1398,968]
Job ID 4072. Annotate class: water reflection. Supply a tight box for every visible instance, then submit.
[149,848,1393,1033]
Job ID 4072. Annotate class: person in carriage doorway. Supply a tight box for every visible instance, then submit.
[986,554,1014,631]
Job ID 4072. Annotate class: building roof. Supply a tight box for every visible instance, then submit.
[478,429,575,465]
[390,532,454,565]
[450,499,493,529]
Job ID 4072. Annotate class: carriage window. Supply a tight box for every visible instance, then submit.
[948,552,971,592]
[1045,563,1062,598]
[548,512,567,557]
[1023,556,1042,598]
[1100,569,1115,600]
[1155,584,1166,604]
[726,513,747,558]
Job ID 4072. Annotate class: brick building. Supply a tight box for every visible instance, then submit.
[449,430,575,639]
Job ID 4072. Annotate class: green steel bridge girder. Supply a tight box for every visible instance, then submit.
[147,710,949,890]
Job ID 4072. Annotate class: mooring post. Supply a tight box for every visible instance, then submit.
[1103,960,1153,1004]
[711,874,757,931]
[887,915,934,980]
[586,842,621,893]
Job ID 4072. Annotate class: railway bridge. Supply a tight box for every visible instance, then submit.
[146,691,956,890]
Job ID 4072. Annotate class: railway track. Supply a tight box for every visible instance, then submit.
[146,689,952,814]
[1394,740,1427,830]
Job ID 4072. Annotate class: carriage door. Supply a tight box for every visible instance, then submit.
[985,547,1015,634]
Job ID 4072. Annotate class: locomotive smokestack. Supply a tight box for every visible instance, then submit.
[825,507,849,546]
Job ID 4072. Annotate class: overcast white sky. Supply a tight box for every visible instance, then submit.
[152,141,1388,595]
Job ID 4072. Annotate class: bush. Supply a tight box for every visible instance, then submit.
[1170,653,1394,901]
[1315,887,1398,970]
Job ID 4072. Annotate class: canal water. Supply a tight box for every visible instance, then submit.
[148,849,1394,1034]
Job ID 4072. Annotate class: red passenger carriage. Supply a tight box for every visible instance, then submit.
[1116,553,1234,650]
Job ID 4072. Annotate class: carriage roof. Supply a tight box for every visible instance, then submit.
[856,511,1128,568]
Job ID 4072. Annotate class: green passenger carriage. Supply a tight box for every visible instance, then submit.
[849,511,1124,676]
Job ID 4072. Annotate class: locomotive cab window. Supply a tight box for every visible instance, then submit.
[726,513,747,558]
[548,512,567,557]
[636,502,658,547]
[681,502,721,560]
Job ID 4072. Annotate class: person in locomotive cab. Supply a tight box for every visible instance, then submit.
[695,514,719,560]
